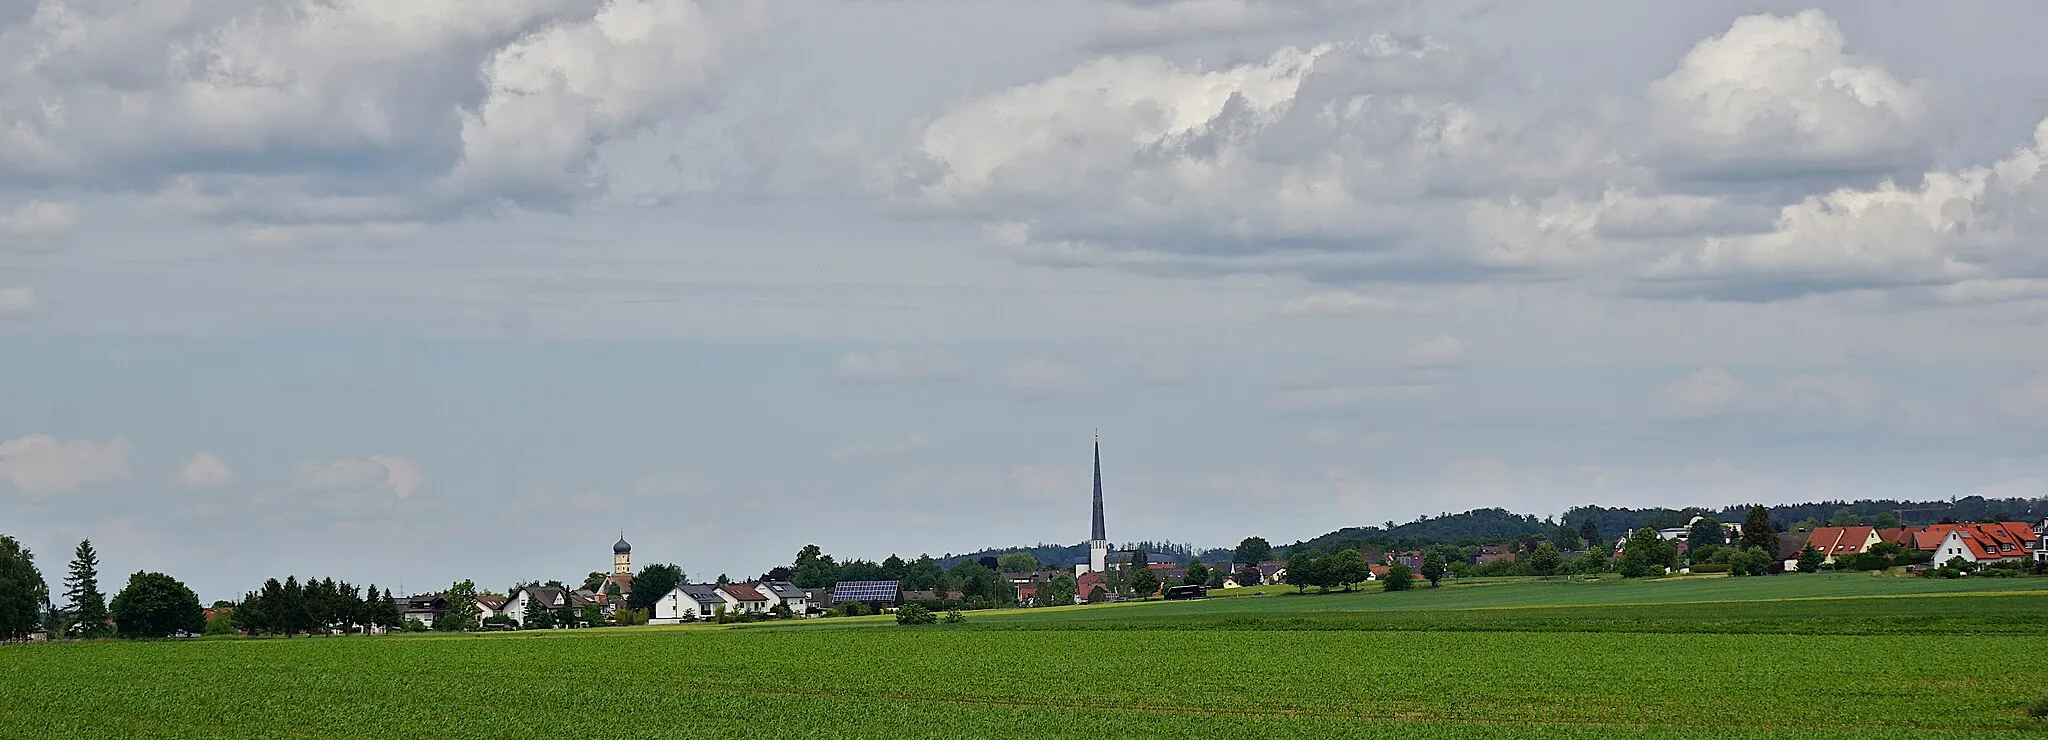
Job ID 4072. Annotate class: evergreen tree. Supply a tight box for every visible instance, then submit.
[1551,522,1581,551]
[0,535,48,640]
[281,576,306,635]
[1578,520,1602,550]
[1739,506,1777,553]
[520,588,544,629]
[63,540,111,638]
[1795,545,1824,573]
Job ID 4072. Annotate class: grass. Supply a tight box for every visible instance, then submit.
[7,574,2047,738]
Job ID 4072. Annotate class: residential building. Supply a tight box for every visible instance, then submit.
[503,586,591,628]
[652,583,730,623]
[1927,523,2035,565]
[1803,526,1879,564]
[476,595,508,623]
[398,593,446,628]
[717,584,772,614]
[754,581,811,615]
[2035,519,2047,564]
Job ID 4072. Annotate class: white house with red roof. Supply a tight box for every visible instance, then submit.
[1802,526,1879,564]
[1928,522,2036,565]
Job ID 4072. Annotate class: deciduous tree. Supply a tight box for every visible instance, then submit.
[1687,518,1726,549]
[996,552,1039,573]
[110,571,204,638]
[1526,543,1562,576]
[627,564,685,614]
[440,580,481,632]
[1420,552,1447,587]
[1183,561,1210,587]
[1282,550,1317,593]
[0,535,48,640]
[1233,537,1274,565]
[1382,563,1414,591]
[1129,567,1160,600]
[1039,574,1077,607]
[1325,549,1368,591]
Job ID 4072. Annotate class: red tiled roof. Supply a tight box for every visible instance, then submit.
[1876,527,1914,546]
[1933,523,2036,560]
[719,584,769,601]
[1805,526,1875,556]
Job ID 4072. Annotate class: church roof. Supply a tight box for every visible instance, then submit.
[614,536,632,554]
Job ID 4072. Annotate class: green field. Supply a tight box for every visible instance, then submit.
[8,574,2048,738]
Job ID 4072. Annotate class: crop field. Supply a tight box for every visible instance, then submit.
[7,574,2046,738]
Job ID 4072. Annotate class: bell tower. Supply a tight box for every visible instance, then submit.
[613,531,632,575]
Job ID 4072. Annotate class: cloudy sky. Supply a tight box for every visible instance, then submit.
[4,0,2048,600]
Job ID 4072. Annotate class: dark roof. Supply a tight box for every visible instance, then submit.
[832,580,901,602]
[1775,532,1811,560]
[614,536,632,554]
[675,584,726,604]
[759,581,807,599]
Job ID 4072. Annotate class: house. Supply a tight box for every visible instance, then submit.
[1803,526,1879,564]
[1074,571,1109,602]
[398,593,447,628]
[754,581,811,615]
[802,588,833,613]
[1876,527,1916,548]
[1390,551,1425,568]
[1774,532,1811,571]
[2035,519,2047,564]
[1928,522,2036,565]
[717,584,772,614]
[652,583,730,623]
[1656,528,1689,541]
[503,587,592,628]
[1475,545,1515,565]
[476,595,508,623]
[1015,583,1038,606]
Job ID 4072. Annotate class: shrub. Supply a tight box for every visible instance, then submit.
[2028,691,2048,719]
[895,604,936,625]
[403,618,428,633]
[1686,563,1730,574]
[1382,564,1414,592]
[941,609,966,625]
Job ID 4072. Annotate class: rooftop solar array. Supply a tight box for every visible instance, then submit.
[831,580,901,602]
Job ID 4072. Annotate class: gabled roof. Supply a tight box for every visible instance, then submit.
[477,595,508,610]
[758,581,807,599]
[674,584,727,603]
[1804,526,1875,555]
[719,584,770,602]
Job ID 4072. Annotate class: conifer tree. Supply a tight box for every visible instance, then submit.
[64,540,111,638]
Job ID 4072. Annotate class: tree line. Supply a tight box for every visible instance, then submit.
[231,576,403,636]
[2,536,205,640]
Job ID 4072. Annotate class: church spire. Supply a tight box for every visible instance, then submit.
[1090,431,1106,542]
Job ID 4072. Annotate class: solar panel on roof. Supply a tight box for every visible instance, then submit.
[831,580,900,601]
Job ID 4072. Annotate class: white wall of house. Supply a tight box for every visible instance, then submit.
[651,588,731,623]
[753,584,809,615]
[1934,530,1988,564]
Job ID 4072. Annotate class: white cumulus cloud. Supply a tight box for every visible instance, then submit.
[175,451,235,489]
[1660,366,1743,420]
[0,286,38,319]
[0,434,132,499]
[298,455,422,499]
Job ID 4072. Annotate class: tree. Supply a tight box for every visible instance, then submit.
[1578,520,1602,551]
[1618,528,1674,578]
[1871,511,1902,529]
[109,571,204,638]
[1420,551,1447,587]
[1382,563,1414,591]
[520,588,545,629]
[1729,546,1771,577]
[440,580,480,632]
[1325,549,1368,590]
[895,603,936,625]
[1282,550,1318,593]
[1827,508,1864,527]
[580,572,607,592]
[1233,537,1275,565]
[1129,567,1160,600]
[1551,522,1581,551]
[1039,574,1077,607]
[1795,545,1824,573]
[627,564,685,614]
[63,539,111,638]
[996,552,1039,573]
[791,544,838,588]
[0,535,49,640]
[1526,543,1562,576]
[1183,561,1211,587]
[1687,518,1726,549]
[1739,506,1777,553]
[204,608,237,636]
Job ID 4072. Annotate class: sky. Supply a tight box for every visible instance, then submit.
[4,0,2048,601]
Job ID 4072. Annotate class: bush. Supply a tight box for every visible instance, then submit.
[1686,563,1730,574]
[2029,691,2048,719]
[1382,564,1414,592]
[940,609,966,625]
[403,618,428,633]
[895,603,936,625]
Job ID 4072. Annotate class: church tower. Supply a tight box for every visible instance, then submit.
[1089,432,1109,574]
[613,531,632,575]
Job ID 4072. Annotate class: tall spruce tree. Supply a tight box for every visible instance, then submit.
[1739,506,1777,553]
[64,540,111,638]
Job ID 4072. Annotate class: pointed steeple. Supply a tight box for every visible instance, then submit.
[1091,430,1106,542]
